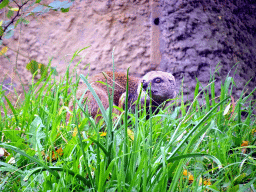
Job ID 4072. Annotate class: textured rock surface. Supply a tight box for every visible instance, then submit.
[159,0,256,102]
[0,0,151,96]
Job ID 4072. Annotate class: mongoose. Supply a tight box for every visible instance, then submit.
[76,71,176,120]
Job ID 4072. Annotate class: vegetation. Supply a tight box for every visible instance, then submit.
[0,51,255,191]
[0,0,73,42]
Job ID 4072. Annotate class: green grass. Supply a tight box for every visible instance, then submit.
[0,59,256,191]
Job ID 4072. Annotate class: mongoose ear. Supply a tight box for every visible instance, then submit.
[166,73,176,81]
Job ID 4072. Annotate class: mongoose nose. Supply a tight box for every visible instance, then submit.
[142,82,148,91]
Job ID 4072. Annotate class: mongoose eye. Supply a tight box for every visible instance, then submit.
[154,78,162,83]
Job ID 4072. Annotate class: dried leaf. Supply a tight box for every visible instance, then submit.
[72,127,78,137]
[0,46,8,55]
[0,147,9,157]
[127,129,134,141]
[10,7,19,11]
[241,141,249,154]
[223,103,231,116]
[241,141,248,147]
[8,157,15,164]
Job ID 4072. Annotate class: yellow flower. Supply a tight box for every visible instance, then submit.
[203,179,211,186]
[100,132,107,136]
[188,174,194,182]
[183,169,194,183]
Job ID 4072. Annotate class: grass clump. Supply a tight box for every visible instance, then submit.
[0,58,255,191]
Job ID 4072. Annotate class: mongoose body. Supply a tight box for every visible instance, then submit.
[76,71,176,119]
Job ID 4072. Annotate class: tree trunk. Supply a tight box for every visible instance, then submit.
[159,0,256,102]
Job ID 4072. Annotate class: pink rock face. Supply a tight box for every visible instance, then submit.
[0,0,151,97]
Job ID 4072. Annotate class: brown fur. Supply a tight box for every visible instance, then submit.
[76,71,139,119]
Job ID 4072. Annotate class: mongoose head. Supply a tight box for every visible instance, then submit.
[138,71,176,105]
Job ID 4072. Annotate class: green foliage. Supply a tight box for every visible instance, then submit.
[0,54,255,191]
[0,0,9,9]
[0,0,73,40]
[6,10,14,19]
[48,1,73,12]
[26,60,58,80]
[27,116,46,151]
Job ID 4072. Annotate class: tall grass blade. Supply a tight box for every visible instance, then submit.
[80,74,109,126]
[0,143,60,179]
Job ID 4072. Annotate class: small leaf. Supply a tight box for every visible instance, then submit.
[61,8,69,12]
[7,10,14,18]
[61,2,73,9]
[127,129,134,141]
[72,127,77,137]
[28,116,46,151]
[4,29,14,39]
[223,103,231,116]
[0,143,60,179]
[10,7,19,11]
[241,141,248,147]
[15,18,29,27]
[0,26,3,36]
[230,184,239,191]
[0,148,8,157]
[50,67,58,76]
[15,18,22,27]
[0,0,9,9]
[36,0,41,3]
[7,24,14,30]
[0,46,8,56]
[8,157,16,164]
[49,1,73,10]
[22,19,29,25]
[49,1,62,9]
[38,63,48,79]
[32,5,44,13]
[26,60,39,75]
[0,20,3,26]
[233,173,247,184]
